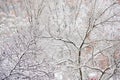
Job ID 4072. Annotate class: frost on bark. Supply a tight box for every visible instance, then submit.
[0,0,120,80]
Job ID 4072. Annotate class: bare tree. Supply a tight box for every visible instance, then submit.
[0,0,120,80]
